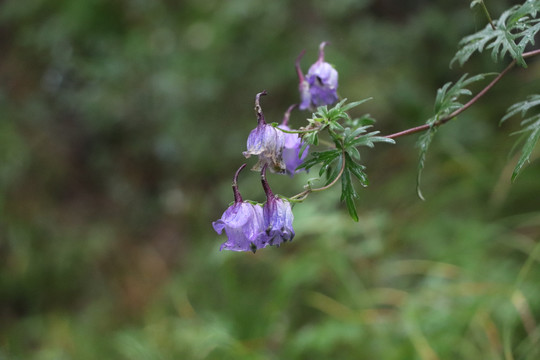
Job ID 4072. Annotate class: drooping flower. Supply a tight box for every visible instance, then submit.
[278,104,309,177]
[296,42,339,110]
[243,91,286,173]
[212,164,266,253]
[258,165,295,248]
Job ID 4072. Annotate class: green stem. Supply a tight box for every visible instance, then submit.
[479,0,496,31]
[273,124,318,134]
[290,151,346,201]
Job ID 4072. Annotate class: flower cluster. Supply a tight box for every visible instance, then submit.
[212,164,294,253]
[214,42,339,252]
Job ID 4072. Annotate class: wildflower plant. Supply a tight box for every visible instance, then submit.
[214,0,540,252]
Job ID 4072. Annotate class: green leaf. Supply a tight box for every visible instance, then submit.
[303,131,319,146]
[416,127,437,201]
[502,95,540,180]
[470,0,482,9]
[433,73,493,120]
[512,127,540,181]
[314,98,373,125]
[340,98,372,112]
[501,94,540,123]
[415,73,491,199]
[340,168,359,222]
[347,146,361,161]
[298,149,341,171]
[324,155,343,186]
[451,3,540,68]
[347,160,368,187]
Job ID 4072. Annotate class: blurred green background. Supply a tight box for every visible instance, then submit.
[1,0,540,359]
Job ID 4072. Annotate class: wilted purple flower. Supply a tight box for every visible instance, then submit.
[258,165,295,247]
[278,104,309,177]
[243,91,286,173]
[296,42,339,110]
[212,164,266,253]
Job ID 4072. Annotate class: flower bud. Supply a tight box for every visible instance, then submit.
[278,104,309,177]
[296,42,339,110]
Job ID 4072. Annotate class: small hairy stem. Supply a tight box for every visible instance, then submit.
[385,49,540,140]
[290,151,346,201]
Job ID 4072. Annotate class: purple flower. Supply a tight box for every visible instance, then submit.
[258,165,295,247]
[243,91,286,173]
[296,42,339,110]
[212,164,266,253]
[278,104,309,177]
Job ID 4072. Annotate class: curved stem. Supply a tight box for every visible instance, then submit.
[295,50,306,84]
[290,151,346,201]
[260,164,274,199]
[318,41,329,62]
[232,163,247,203]
[255,91,268,125]
[281,104,297,127]
[385,48,540,140]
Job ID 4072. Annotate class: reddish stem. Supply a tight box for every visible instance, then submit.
[281,104,297,127]
[295,50,306,84]
[384,48,540,139]
[318,41,329,62]
[255,91,268,125]
[232,163,247,203]
[260,164,274,199]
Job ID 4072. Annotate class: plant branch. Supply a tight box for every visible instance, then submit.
[384,49,540,140]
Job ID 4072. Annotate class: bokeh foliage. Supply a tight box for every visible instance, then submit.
[1,0,540,359]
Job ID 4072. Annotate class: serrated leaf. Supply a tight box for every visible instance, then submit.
[299,141,309,158]
[315,98,373,126]
[501,94,540,123]
[416,127,437,200]
[450,4,540,68]
[345,195,359,222]
[340,169,359,222]
[432,73,493,122]
[347,145,361,161]
[324,155,343,186]
[502,94,540,180]
[341,97,373,112]
[347,161,368,187]
[298,149,341,171]
[512,126,540,181]
[508,1,540,24]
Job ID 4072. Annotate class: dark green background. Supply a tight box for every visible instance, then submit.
[1,0,540,358]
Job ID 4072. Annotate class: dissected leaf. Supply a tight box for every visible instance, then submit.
[416,127,437,201]
[340,168,359,222]
[451,2,540,68]
[512,126,540,181]
[502,95,540,180]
